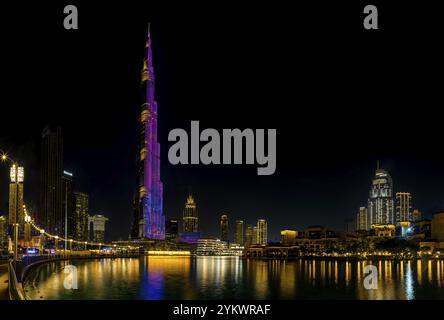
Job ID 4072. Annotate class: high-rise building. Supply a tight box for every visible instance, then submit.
[0,216,6,248]
[220,214,228,242]
[368,164,394,226]
[89,215,109,243]
[396,192,412,224]
[252,226,259,244]
[245,224,254,246]
[413,209,422,222]
[356,207,369,231]
[62,170,74,238]
[73,192,89,241]
[9,165,24,226]
[131,26,164,240]
[280,229,297,246]
[183,194,198,233]
[257,219,267,245]
[234,220,244,245]
[165,219,179,243]
[41,125,63,235]
[431,211,444,242]
[344,218,356,234]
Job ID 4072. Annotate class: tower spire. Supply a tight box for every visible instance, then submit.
[377,160,380,170]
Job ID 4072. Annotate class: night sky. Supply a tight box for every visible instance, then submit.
[0,2,443,242]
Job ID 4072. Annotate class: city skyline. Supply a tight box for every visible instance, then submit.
[1,14,443,242]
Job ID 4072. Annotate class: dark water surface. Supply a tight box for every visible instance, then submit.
[23,256,444,300]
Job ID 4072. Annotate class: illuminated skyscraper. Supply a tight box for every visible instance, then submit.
[132,26,164,240]
[413,209,422,222]
[368,164,394,226]
[183,194,198,233]
[234,220,244,245]
[41,125,63,234]
[220,214,228,242]
[73,192,89,241]
[257,219,267,245]
[9,165,24,226]
[89,214,108,243]
[396,192,412,224]
[245,224,254,246]
[165,219,179,243]
[357,207,369,231]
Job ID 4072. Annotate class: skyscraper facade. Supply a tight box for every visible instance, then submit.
[257,219,267,245]
[396,192,412,224]
[132,27,164,240]
[165,219,179,242]
[9,165,24,226]
[234,220,244,245]
[368,166,394,226]
[183,194,198,233]
[73,192,89,241]
[41,125,63,234]
[245,224,254,246]
[89,214,108,243]
[220,214,228,242]
[357,207,369,231]
[413,209,422,222]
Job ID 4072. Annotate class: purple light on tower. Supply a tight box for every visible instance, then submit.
[132,25,165,240]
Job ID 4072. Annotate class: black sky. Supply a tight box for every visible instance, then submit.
[0,1,443,241]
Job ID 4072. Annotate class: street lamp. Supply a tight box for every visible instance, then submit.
[40,229,45,255]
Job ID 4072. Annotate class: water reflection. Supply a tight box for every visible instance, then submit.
[23,257,444,300]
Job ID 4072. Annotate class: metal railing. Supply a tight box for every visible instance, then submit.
[8,260,25,300]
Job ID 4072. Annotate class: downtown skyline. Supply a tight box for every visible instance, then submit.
[1,6,443,242]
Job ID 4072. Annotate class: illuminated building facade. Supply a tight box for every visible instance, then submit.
[344,218,355,234]
[165,219,178,242]
[220,214,228,242]
[396,192,412,224]
[73,192,89,241]
[9,165,24,226]
[245,224,255,246]
[41,125,63,234]
[234,220,244,245]
[413,209,422,222]
[89,214,109,243]
[368,165,394,226]
[183,194,198,232]
[357,207,369,231]
[257,219,267,245]
[132,26,165,240]
[280,229,297,246]
[431,211,444,242]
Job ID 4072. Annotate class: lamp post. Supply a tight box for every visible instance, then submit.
[69,239,73,253]
[40,229,45,255]
[1,152,20,268]
[54,235,59,255]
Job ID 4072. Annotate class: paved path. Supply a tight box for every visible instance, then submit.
[0,262,9,300]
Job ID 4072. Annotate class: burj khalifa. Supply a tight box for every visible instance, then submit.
[131,26,165,240]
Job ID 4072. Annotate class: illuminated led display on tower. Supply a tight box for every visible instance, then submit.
[131,25,165,240]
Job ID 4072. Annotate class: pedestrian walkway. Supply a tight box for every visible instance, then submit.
[0,262,9,300]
